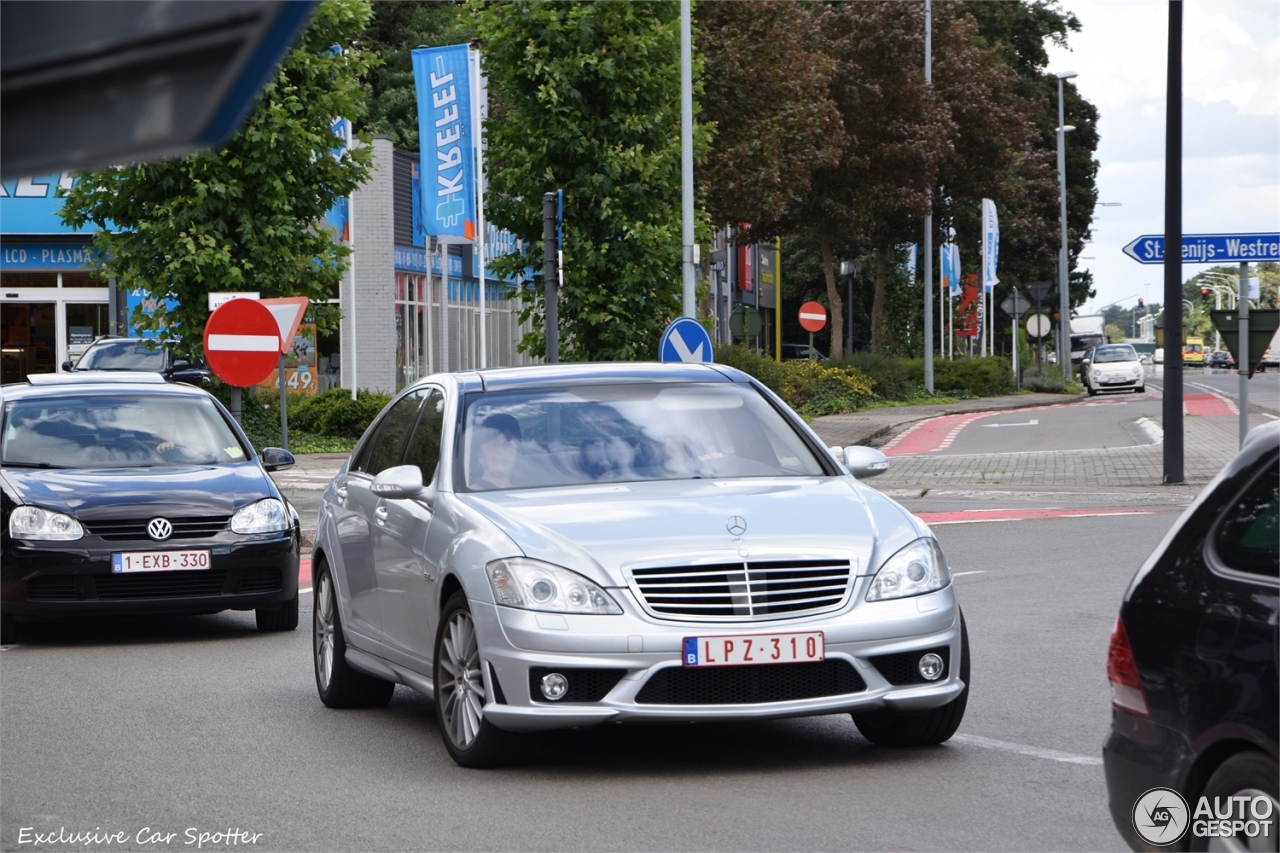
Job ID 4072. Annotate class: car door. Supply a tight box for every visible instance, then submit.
[374,387,447,672]
[331,389,426,648]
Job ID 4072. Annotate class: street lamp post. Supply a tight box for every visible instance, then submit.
[1055,70,1077,381]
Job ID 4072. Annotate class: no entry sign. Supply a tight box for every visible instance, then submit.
[798,301,827,333]
[203,298,281,387]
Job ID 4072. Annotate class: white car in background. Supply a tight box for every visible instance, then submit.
[1083,344,1146,396]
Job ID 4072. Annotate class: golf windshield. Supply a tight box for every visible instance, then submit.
[460,383,826,492]
[2,394,247,468]
[75,340,165,370]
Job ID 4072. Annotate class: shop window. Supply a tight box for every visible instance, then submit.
[1,272,57,288]
[61,272,107,288]
[66,303,109,361]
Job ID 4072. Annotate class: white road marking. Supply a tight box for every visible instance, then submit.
[952,571,986,576]
[951,733,1103,766]
[980,420,1039,427]
[1264,414,1278,420]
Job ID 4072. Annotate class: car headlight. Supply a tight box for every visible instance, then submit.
[486,558,623,615]
[1092,370,1102,380]
[866,537,950,602]
[230,498,290,534]
[9,506,83,540]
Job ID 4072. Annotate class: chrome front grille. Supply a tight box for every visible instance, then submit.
[630,559,852,621]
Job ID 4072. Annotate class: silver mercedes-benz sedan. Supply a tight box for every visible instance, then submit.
[312,362,967,767]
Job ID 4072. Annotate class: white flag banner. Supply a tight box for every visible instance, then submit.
[950,243,962,295]
[982,198,1000,293]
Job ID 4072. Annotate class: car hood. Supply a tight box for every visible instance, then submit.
[2,463,275,520]
[458,477,887,586]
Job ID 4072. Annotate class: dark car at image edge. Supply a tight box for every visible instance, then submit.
[1103,420,1278,851]
[0,373,300,644]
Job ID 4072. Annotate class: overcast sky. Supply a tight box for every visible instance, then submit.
[1044,0,1280,314]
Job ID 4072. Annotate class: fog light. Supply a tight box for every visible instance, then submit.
[918,653,944,681]
[540,672,568,701]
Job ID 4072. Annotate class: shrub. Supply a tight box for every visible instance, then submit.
[838,352,919,400]
[289,388,392,438]
[903,356,1014,397]
[1020,371,1077,394]
[715,345,877,416]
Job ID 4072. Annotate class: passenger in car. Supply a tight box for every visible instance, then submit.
[472,413,521,490]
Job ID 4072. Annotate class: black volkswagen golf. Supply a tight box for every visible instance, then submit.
[1104,421,1278,851]
[0,374,300,643]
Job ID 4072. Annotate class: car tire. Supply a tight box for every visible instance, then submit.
[852,612,970,747]
[1086,382,1097,397]
[1188,751,1278,852]
[434,591,541,768]
[1,612,17,645]
[256,590,299,632]
[313,560,395,708]
[1135,386,1145,394]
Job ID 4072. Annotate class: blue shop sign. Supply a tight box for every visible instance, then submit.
[1,243,100,269]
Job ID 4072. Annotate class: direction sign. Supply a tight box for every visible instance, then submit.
[203,298,282,387]
[798,301,827,333]
[1121,233,1280,265]
[1000,289,1031,318]
[659,317,713,364]
[1026,314,1052,338]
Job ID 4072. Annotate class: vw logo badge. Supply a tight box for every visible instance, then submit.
[726,516,747,536]
[147,517,173,541]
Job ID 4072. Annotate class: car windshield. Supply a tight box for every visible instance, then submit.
[1093,346,1138,363]
[76,340,165,370]
[1,394,247,469]
[459,382,826,492]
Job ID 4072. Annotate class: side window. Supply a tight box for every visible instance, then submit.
[405,389,445,484]
[1213,456,1279,579]
[354,390,425,476]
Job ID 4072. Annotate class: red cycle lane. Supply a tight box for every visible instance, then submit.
[914,507,1181,525]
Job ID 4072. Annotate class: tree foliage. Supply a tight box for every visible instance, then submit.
[58,0,377,357]
[477,0,703,361]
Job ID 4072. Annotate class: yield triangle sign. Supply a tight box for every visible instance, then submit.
[258,297,310,354]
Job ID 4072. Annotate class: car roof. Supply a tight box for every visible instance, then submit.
[1,373,207,400]
[472,361,741,391]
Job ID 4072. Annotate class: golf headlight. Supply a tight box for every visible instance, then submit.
[486,558,622,615]
[9,506,83,540]
[866,537,950,602]
[230,498,290,534]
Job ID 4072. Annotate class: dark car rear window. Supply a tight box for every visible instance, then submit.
[2,394,246,469]
[1214,458,1279,578]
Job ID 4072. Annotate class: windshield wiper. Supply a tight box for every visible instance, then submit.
[2,461,69,469]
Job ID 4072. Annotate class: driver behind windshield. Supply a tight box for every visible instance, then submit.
[471,413,521,490]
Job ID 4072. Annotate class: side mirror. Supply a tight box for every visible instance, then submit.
[260,447,295,472]
[371,464,426,501]
[842,445,889,478]
[61,360,73,372]
[172,359,191,370]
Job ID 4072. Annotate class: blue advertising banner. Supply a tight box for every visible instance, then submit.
[412,45,476,244]
[0,174,87,235]
[981,198,999,293]
[125,290,178,339]
[0,243,99,269]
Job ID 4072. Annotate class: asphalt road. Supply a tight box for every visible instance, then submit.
[1147,365,1280,413]
[0,511,1172,852]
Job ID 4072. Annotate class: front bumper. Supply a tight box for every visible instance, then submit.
[470,585,965,732]
[1,532,299,618]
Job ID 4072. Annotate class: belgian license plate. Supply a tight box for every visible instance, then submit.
[682,631,824,667]
[112,550,211,573]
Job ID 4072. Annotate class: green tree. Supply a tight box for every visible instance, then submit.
[360,1,473,148]
[1105,323,1125,343]
[58,0,377,357]
[477,0,701,361]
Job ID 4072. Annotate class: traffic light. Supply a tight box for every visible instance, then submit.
[1200,287,1209,296]
[1138,298,1144,307]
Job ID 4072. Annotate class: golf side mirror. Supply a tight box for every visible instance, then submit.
[260,447,295,472]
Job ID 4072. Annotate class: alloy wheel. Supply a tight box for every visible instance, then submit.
[438,608,485,749]
[315,573,335,691]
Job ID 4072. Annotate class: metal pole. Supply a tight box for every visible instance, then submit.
[680,0,695,318]
[1163,0,1184,483]
[543,192,559,363]
[775,237,782,362]
[471,45,488,369]
[1238,261,1249,446]
[922,0,933,392]
[278,353,288,451]
[1056,77,1072,381]
[347,122,358,400]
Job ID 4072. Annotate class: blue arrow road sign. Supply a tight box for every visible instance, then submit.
[1122,232,1280,265]
[659,317,714,363]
